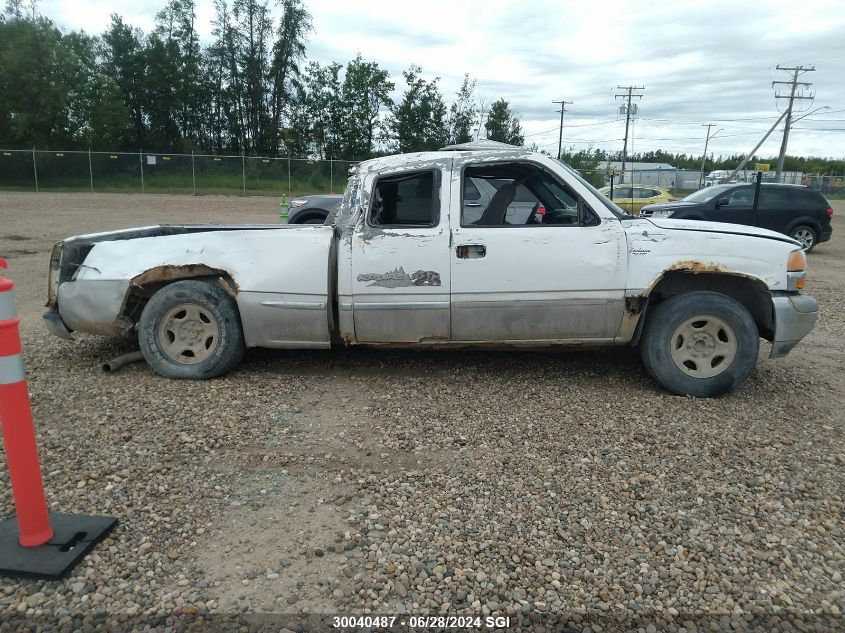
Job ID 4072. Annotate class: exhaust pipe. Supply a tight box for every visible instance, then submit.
[102,351,145,373]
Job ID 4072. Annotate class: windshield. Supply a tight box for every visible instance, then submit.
[684,185,733,203]
[557,162,630,219]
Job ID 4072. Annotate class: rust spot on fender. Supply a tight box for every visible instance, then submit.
[668,260,731,274]
[640,260,765,303]
[131,264,238,294]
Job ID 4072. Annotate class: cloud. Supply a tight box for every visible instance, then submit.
[37,0,845,157]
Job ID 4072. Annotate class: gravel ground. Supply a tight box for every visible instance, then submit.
[0,193,842,632]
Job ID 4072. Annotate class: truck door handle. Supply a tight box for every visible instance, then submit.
[456,244,486,259]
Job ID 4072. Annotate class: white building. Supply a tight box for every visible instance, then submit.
[596,161,699,190]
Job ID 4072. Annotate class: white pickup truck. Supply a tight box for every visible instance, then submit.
[44,143,818,397]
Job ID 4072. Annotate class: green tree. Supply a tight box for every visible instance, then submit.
[208,0,241,151]
[231,0,273,153]
[447,74,477,145]
[269,0,311,153]
[0,13,126,148]
[64,31,127,148]
[340,54,393,159]
[389,65,448,153]
[560,147,606,187]
[0,16,70,146]
[143,32,183,149]
[484,98,523,146]
[281,83,310,157]
[304,61,343,158]
[101,14,148,147]
[153,0,210,148]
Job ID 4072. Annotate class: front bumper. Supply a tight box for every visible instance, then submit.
[769,294,818,358]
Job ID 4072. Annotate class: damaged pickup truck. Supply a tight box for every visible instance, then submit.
[44,142,818,397]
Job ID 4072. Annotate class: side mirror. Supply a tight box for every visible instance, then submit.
[715,198,729,208]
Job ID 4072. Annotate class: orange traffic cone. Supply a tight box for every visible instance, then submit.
[0,257,117,578]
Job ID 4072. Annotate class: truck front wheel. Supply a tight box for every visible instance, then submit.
[139,280,245,379]
[640,291,758,397]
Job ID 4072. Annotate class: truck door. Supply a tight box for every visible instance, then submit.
[449,158,627,342]
[350,160,452,342]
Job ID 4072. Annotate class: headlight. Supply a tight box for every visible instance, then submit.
[289,199,308,208]
[787,249,807,290]
[648,209,675,218]
[787,249,806,271]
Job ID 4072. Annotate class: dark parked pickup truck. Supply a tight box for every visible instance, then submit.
[640,183,833,251]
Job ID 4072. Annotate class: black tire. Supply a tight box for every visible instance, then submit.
[640,291,759,397]
[138,280,245,379]
[788,224,818,252]
[303,217,325,225]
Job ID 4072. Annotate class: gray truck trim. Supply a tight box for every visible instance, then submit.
[769,294,818,358]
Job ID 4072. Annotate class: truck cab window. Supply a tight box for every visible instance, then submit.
[464,179,481,201]
[370,171,438,226]
[462,163,599,227]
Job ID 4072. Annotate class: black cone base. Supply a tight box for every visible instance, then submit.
[0,512,117,579]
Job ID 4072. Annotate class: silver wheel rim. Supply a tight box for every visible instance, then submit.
[669,315,737,379]
[792,228,814,250]
[158,303,220,365]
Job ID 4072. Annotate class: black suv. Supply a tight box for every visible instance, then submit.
[640,183,833,251]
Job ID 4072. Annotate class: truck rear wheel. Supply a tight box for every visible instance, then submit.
[640,291,758,397]
[139,280,244,379]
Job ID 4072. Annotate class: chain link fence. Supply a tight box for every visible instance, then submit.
[575,167,842,198]
[578,168,695,196]
[0,149,353,197]
[2,149,842,199]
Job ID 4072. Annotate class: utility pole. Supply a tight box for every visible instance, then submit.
[553,99,573,160]
[772,65,815,182]
[615,85,644,183]
[698,124,722,189]
[727,111,788,182]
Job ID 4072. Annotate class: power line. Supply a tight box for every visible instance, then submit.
[524,119,621,137]
[772,64,815,181]
[523,126,561,138]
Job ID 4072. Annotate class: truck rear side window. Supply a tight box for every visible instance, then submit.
[370,171,439,227]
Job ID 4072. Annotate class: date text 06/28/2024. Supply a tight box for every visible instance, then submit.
[332,615,512,629]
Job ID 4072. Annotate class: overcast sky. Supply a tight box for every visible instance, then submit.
[41,0,845,159]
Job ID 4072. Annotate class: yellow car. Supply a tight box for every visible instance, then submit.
[598,185,677,215]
